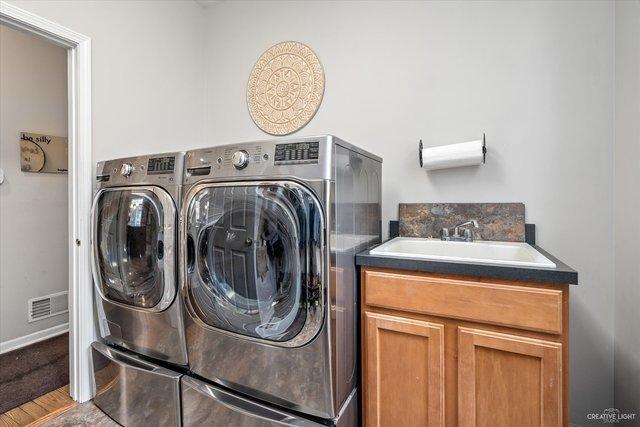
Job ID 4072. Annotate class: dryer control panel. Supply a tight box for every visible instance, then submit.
[95,152,184,188]
[147,156,176,174]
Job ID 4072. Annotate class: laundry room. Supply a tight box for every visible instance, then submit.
[0,1,638,426]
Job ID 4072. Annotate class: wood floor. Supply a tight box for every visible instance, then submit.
[0,385,77,427]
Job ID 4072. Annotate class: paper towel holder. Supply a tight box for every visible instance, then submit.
[419,133,487,168]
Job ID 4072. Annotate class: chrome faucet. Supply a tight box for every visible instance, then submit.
[441,220,480,242]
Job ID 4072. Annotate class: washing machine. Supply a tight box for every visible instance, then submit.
[91,152,188,365]
[180,135,382,424]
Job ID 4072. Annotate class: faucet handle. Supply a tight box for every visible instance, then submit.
[456,220,479,229]
[440,228,449,240]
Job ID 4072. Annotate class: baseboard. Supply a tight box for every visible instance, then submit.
[0,323,69,354]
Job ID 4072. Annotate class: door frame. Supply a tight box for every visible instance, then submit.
[0,1,94,402]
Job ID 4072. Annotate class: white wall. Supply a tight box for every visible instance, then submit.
[6,0,207,162]
[201,1,615,423]
[614,0,640,416]
[2,0,206,348]
[0,25,69,344]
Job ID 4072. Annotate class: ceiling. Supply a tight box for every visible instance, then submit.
[194,0,225,8]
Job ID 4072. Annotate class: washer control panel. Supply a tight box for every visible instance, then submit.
[232,150,250,169]
[274,141,319,165]
[183,137,330,184]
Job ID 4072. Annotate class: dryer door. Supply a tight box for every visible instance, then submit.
[184,181,324,346]
[92,186,177,312]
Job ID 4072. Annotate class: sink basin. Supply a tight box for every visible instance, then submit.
[370,237,556,268]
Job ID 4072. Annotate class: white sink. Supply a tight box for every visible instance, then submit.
[370,237,556,268]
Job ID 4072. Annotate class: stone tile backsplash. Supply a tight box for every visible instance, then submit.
[399,203,525,242]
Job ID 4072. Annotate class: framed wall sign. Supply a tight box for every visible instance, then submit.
[19,131,68,174]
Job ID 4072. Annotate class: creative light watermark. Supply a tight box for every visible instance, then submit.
[587,408,637,423]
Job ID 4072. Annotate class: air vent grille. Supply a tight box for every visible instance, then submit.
[28,291,68,322]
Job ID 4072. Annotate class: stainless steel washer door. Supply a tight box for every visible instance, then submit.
[92,186,177,312]
[183,181,324,347]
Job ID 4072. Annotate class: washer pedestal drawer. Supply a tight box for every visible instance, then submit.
[91,341,182,427]
[181,376,357,427]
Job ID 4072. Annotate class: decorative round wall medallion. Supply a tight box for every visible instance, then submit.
[247,41,325,136]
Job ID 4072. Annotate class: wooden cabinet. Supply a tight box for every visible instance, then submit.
[364,312,445,426]
[458,327,562,427]
[361,267,570,427]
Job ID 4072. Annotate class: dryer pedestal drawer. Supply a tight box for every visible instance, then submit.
[181,376,357,427]
[91,341,182,427]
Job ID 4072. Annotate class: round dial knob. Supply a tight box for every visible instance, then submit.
[232,150,249,169]
[120,163,133,177]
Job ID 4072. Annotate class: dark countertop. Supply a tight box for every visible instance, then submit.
[356,242,578,285]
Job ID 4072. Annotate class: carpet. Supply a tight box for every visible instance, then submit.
[0,333,69,413]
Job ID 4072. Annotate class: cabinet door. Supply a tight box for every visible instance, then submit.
[364,312,445,427]
[458,327,562,427]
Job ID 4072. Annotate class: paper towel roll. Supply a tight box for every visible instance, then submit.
[419,136,486,171]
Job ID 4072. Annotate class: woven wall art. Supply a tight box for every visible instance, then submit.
[247,41,324,135]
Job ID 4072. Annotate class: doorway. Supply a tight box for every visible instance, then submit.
[0,24,71,416]
[0,0,93,411]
